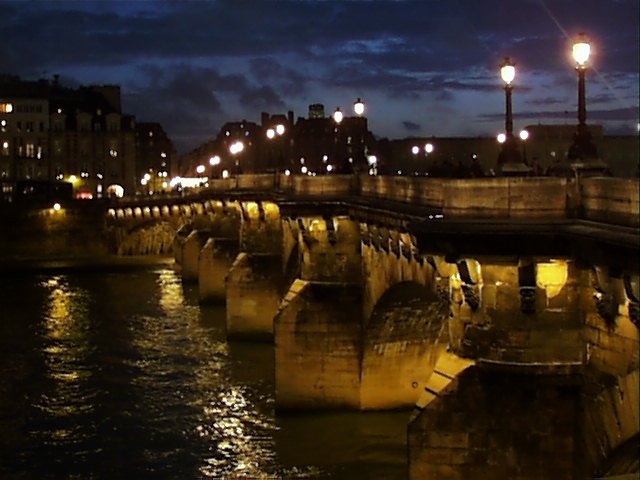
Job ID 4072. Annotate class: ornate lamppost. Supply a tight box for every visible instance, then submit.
[565,33,608,176]
[496,57,530,176]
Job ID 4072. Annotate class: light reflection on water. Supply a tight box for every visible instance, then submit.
[0,264,407,479]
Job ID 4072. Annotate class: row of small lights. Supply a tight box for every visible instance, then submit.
[194,98,367,177]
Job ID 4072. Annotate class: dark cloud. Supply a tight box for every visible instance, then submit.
[479,105,638,122]
[2,0,636,152]
[239,85,286,111]
[402,121,421,132]
[525,96,568,106]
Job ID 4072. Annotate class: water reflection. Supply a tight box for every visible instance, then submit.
[37,275,96,450]
[0,265,407,479]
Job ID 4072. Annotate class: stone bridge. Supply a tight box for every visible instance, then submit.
[107,173,639,479]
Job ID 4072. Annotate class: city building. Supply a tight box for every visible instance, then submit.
[135,122,177,194]
[179,104,377,177]
[0,75,177,199]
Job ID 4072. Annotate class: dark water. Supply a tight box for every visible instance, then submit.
[0,261,408,479]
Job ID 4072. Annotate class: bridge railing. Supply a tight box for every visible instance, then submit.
[112,174,639,228]
[581,177,639,228]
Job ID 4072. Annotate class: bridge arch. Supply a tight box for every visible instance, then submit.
[361,281,449,409]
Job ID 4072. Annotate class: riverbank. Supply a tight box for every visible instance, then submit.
[0,254,174,274]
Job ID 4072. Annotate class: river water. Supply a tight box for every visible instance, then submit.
[0,259,408,479]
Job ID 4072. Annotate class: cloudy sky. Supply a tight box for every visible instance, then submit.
[2,0,638,153]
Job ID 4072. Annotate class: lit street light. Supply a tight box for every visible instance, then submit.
[564,33,608,175]
[495,57,529,176]
[519,129,529,165]
[229,141,244,187]
[353,98,365,116]
[333,107,343,124]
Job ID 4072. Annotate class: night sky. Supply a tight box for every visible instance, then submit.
[2,0,638,153]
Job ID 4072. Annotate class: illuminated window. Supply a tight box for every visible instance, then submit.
[26,143,35,158]
[0,103,13,113]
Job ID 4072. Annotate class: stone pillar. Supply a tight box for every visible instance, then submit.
[226,252,284,339]
[172,223,192,267]
[181,229,210,282]
[275,280,363,409]
[225,201,284,339]
[198,237,239,303]
[197,200,241,303]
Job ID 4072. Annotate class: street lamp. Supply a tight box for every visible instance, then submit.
[495,57,529,176]
[564,33,607,175]
[500,58,515,139]
[353,98,365,116]
[519,129,529,165]
[333,107,343,124]
[229,141,244,187]
[209,155,220,179]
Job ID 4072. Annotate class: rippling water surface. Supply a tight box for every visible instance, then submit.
[0,261,407,479]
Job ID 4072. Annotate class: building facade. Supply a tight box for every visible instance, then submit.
[0,75,172,199]
[135,122,177,194]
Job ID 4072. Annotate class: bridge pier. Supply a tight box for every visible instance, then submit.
[275,218,454,410]
[275,280,363,409]
[225,201,284,339]
[226,253,285,339]
[407,257,639,479]
[181,229,210,282]
[198,237,239,303]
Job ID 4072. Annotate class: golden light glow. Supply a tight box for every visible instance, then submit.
[500,58,516,85]
[308,219,326,232]
[68,175,78,183]
[53,202,61,211]
[333,107,343,124]
[262,201,280,217]
[450,272,462,289]
[353,98,365,116]
[536,260,568,298]
[572,35,591,66]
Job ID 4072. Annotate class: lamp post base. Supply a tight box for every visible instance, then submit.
[499,162,532,177]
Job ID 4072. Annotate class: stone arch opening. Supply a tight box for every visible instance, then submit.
[361,281,450,409]
[116,220,176,255]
